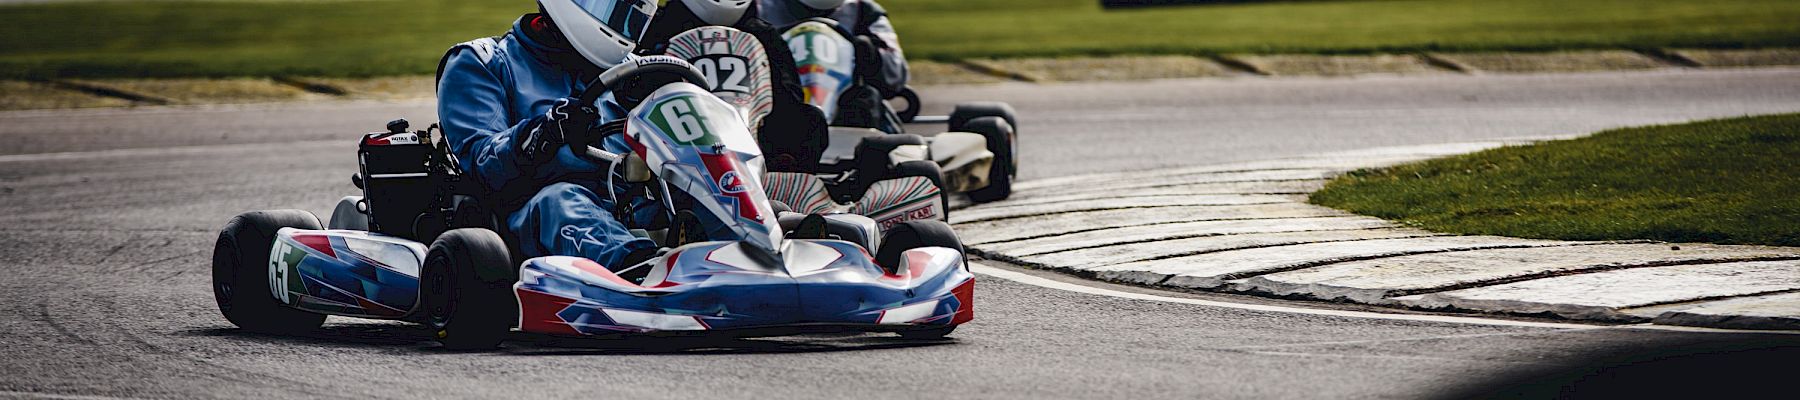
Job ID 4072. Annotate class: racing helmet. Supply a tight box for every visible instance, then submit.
[539,0,659,69]
[679,0,751,26]
[794,0,845,12]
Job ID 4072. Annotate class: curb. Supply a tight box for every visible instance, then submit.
[952,140,1800,330]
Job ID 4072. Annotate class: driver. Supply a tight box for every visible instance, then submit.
[634,0,831,174]
[436,0,663,275]
[759,0,909,131]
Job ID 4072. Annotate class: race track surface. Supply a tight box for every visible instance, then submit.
[3,68,1799,399]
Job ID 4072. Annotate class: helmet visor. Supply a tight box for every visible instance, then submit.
[572,0,656,41]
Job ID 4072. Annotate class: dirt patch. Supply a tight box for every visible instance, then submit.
[1674,48,1800,68]
[910,60,1008,86]
[981,56,1235,82]
[311,76,436,100]
[1235,54,1445,77]
[0,81,134,111]
[72,78,321,104]
[1439,51,1666,73]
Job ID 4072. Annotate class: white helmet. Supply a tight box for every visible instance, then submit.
[796,0,844,12]
[539,0,659,69]
[680,0,751,26]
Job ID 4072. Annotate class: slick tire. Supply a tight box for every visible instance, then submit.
[888,160,951,222]
[947,102,1018,137]
[421,228,516,350]
[960,116,1015,203]
[875,220,964,272]
[212,209,328,334]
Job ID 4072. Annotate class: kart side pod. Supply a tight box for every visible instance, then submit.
[925,132,995,193]
[268,228,429,318]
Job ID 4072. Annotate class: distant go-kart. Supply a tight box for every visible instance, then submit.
[211,56,975,350]
[780,19,1020,204]
[661,26,951,232]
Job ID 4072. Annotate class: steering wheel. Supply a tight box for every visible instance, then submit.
[570,55,710,165]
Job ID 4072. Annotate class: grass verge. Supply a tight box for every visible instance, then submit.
[3,0,1800,78]
[1310,114,1800,247]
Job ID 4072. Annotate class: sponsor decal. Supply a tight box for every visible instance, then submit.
[559,225,606,255]
[718,170,746,194]
[699,30,731,54]
[646,96,718,146]
[876,205,938,230]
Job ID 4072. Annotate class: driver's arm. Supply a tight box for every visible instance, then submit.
[438,46,542,196]
[859,1,908,94]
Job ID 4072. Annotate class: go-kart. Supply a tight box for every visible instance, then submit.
[660,26,950,231]
[210,56,975,350]
[779,19,1020,203]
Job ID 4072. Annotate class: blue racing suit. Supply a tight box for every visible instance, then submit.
[437,16,657,268]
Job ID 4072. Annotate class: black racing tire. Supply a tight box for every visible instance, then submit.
[847,134,928,202]
[961,116,1015,203]
[421,228,516,350]
[947,102,1018,139]
[875,219,964,272]
[888,160,951,222]
[212,210,328,334]
[897,326,956,340]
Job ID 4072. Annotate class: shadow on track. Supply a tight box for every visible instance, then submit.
[186,322,954,356]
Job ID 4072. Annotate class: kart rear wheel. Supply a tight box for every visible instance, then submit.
[212,210,328,334]
[961,116,1015,203]
[421,228,515,350]
[897,326,956,340]
[947,102,1018,137]
[875,220,964,272]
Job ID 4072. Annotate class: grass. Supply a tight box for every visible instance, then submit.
[2,0,1799,78]
[1309,114,1800,247]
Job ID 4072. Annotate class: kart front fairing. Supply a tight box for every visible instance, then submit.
[515,240,973,335]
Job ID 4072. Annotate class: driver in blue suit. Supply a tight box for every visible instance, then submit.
[436,0,664,275]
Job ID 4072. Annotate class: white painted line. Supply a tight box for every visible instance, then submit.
[971,262,1800,334]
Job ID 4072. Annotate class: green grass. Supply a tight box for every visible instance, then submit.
[3,0,1800,78]
[1309,114,1800,247]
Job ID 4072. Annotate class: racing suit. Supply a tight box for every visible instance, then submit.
[437,14,657,269]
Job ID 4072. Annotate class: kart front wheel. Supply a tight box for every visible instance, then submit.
[212,210,328,334]
[875,220,964,272]
[421,228,516,350]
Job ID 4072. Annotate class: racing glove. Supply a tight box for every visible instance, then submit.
[516,97,599,165]
[850,35,895,98]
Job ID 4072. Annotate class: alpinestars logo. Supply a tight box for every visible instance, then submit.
[559,225,606,254]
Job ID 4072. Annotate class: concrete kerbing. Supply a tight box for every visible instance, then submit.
[35,79,174,105]
[953,139,1800,330]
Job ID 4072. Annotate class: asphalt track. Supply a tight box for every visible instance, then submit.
[3,68,1800,399]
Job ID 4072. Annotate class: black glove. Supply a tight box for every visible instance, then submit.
[851,35,896,98]
[516,97,598,164]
